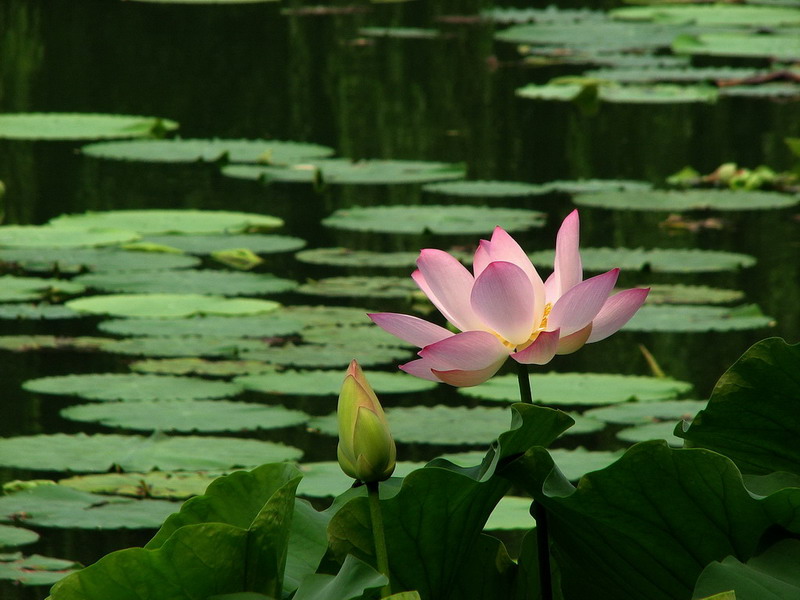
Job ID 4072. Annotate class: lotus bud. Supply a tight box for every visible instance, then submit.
[337,360,396,483]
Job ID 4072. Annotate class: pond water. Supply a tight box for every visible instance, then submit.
[0,0,799,597]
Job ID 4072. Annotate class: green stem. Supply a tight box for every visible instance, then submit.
[517,362,533,404]
[366,480,391,598]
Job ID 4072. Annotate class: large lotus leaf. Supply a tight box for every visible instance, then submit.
[459,372,692,405]
[612,4,800,26]
[617,421,686,447]
[0,484,179,529]
[0,275,84,302]
[49,209,283,235]
[99,314,303,338]
[23,373,242,401]
[242,342,410,368]
[282,305,375,328]
[584,66,768,84]
[323,205,545,235]
[294,461,425,498]
[503,441,778,600]
[296,276,418,299]
[104,336,272,358]
[586,399,708,424]
[0,433,302,472]
[236,369,435,396]
[528,247,757,273]
[0,247,201,273]
[59,471,222,500]
[644,284,744,305]
[295,248,421,269]
[678,338,800,475]
[0,552,80,586]
[0,525,39,549]
[0,303,81,320]
[81,138,333,164]
[74,270,297,296]
[222,159,466,185]
[0,226,139,248]
[0,112,178,140]
[422,180,551,197]
[623,304,774,332]
[292,554,387,600]
[328,403,573,599]
[66,293,280,318]
[301,324,413,348]
[0,335,110,352]
[143,234,306,255]
[61,400,309,433]
[574,189,799,211]
[673,32,800,60]
[543,178,653,194]
[130,358,275,377]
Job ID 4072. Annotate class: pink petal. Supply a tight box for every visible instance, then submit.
[399,358,443,382]
[368,313,453,348]
[432,359,507,387]
[472,240,492,278]
[556,323,592,355]
[548,269,619,336]
[511,329,560,365]
[415,250,483,331]
[552,210,583,298]
[587,287,649,343]
[418,330,509,371]
[470,262,536,345]
[483,227,546,320]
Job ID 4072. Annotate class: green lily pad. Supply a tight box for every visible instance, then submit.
[0,247,201,273]
[0,276,84,302]
[22,373,242,401]
[296,276,418,299]
[0,484,179,529]
[236,369,436,396]
[719,83,800,98]
[0,113,178,141]
[516,83,587,102]
[543,179,652,194]
[673,31,800,60]
[585,399,708,425]
[584,67,769,84]
[295,248,421,269]
[0,226,139,248]
[242,342,411,368]
[0,336,110,352]
[0,552,81,586]
[565,413,605,435]
[622,304,775,332]
[611,4,800,27]
[322,205,546,235]
[0,525,39,549]
[66,293,280,318]
[528,247,757,273]
[60,400,309,433]
[0,303,81,320]
[600,84,719,104]
[422,180,551,198]
[549,447,624,480]
[129,358,275,377]
[484,496,535,530]
[616,421,686,447]
[99,314,303,338]
[143,234,306,255]
[574,189,800,211]
[295,461,425,498]
[103,336,271,358]
[459,372,692,405]
[301,324,412,348]
[74,270,297,296]
[49,210,283,235]
[129,0,278,4]
[0,433,302,472]
[81,138,333,164]
[644,284,745,305]
[485,6,605,25]
[59,471,222,500]
[282,305,375,328]
[222,159,466,185]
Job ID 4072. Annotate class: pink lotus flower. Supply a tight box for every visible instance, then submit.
[369,210,648,387]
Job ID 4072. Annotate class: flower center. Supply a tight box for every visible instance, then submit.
[493,302,553,352]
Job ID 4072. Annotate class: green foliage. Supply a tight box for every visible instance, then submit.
[66,293,280,318]
[74,270,297,296]
[0,112,178,140]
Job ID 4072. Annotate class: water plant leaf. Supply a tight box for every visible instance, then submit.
[422,180,551,198]
[81,138,333,164]
[586,399,708,424]
[59,471,221,500]
[66,293,280,318]
[60,400,309,433]
[484,496,534,530]
[574,189,800,211]
[22,373,241,401]
[103,336,272,358]
[617,421,686,446]
[292,554,388,600]
[296,276,418,299]
[242,342,410,368]
[322,205,546,234]
[584,66,769,84]
[236,369,436,396]
[600,83,719,104]
[549,447,624,480]
[282,305,375,328]
[0,335,110,352]
[295,248,421,269]
[677,338,800,475]
[129,358,275,377]
[0,112,178,140]
[645,284,744,305]
[301,323,412,347]
[0,552,81,586]
[612,4,800,26]
[719,83,800,99]
[49,209,283,235]
[293,462,424,498]
[0,276,84,302]
[74,270,297,296]
[459,372,692,405]
[143,234,306,255]
[623,304,774,332]
[0,226,139,248]
[222,159,466,185]
[0,525,39,549]
[0,303,81,320]
[99,314,303,338]
[543,178,652,194]
[0,247,201,273]
[673,32,800,60]
[0,433,302,472]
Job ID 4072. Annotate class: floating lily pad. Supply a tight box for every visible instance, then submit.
[81,138,333,164]
[611,4,800,26]
[601,84,719,104]
[0,113,178,141]
[143,234,306,255]
[0,226,139,248]
[66,293,280,318]
[422,180,551,198]
[543,179,652,194]
[295,248,421,269]
[0,484,179,529]
[242,342,411,368]
[98,314,303,338]
[516,83,587,102]
[129,0,278,4]
[0,303,81,320]
[485,6,606,25]
[49,209,283,235]
[0,336,110,352]
[585,399,708,425]
[297,276,419,299]
[22,373,242,402]
[617,421,686,447]
[528,247,757,273]
[74,270,297,296]
[584,67,768,84]
[0,433,302,472]
[0,552,81,585]
[301,324,412,348]
[673,31,800,60]
[459,372,692,405]
[0,525,39,549]
[574,189,800,211]
[359,27,441,39]
[485,496,535,530]
[566,413,605,435]
[222,159,466,185]
[323,205,546,235]
[549,447,624,480]
[282,305,375,328]
[295,461,425,498]
[0,247,201,273]
[103,336,271,358]
[60,400,308,433]
[622,304,775,332]
[644,284,744,305]
[129,358,275,377]
[719,83,800,98]
[0,276,84,302]
[59,471,221,500]
[236,369,436,396]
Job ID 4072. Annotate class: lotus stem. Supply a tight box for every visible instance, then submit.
[366,480,392,597]
[517,362,533,404]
